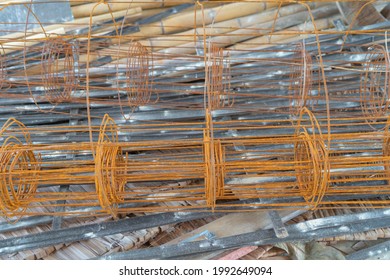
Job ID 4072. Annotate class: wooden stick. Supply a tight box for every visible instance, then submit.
[217,246,258,260]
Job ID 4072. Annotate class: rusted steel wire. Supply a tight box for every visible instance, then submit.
[116,41,156,117]
[360,44,390,129]
[0,45,7,91]
[40,38,79,105]
[207,43,233,109]
[0,118,40,221]
[289,42,313,116]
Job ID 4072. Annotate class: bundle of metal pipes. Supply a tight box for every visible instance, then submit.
[1,0,390,224]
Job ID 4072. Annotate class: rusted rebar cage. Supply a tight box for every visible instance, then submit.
[3,107,390,221]
[1,0,390,223]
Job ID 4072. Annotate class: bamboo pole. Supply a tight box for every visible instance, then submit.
[118,2,280,41]
[0,7,142,42]
[138,3,310,51]
[71,0,183,18]
[1,28,66,55]
[227,16,336,51]
[159,3,335,55]
[77,2,283,65]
